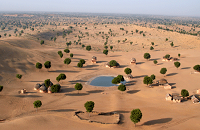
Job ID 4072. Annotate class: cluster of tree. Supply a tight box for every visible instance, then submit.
[112,75,124,84]
[143,74,156,86]
[77,59,86,68]
[58,51,63,58]
[16,74,22,79]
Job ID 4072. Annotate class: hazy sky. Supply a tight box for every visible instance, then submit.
[1,0,200,17]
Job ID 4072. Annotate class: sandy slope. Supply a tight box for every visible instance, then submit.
[0,30,200,130]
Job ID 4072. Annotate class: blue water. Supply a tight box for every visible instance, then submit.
[89,76,126,87]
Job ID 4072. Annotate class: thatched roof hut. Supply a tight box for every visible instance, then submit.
[34,83,41,90]
[130,58,136,64]
[191,95,199,104]
[173,96,182,103]
[39,85,47,93]
[157,79,168,85]
[92,56,97,63]
[166,93,172,101]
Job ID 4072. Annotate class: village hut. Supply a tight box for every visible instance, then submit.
[163,84,172,89]
[91,56,97,63]
[157,79,168,86]
[191,95,199,104]
[49,81,53,87]
[127,74,134,79]
[173,96,182,103]
[196,89,200,94]
[20,89,26,94]
[130,58,136,65]
[34,83,41,90]
[39,84,47,93]
[105,62,111,68]
[166,93,172,101]
[48,87,52,93]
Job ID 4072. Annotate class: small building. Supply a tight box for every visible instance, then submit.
[127,74,133,79]
[191,95,199,104]
[34,83,41,90]
[48,87,52,93]
[173,96,182,103]
[105,62,111,68]
[91,56,97,63]
[39,85,47,93]
[20,89,26,94]
[166,93,172,101]
[164,84,172,89]
[130,58,136,65]
[157,79,168,86]
[196,89,200,94]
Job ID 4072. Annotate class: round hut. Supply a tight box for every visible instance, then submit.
[39,85,47,93]
[92,56,97,63]
[34,83,41,90]
[130,58,136,65]
[157,79,168,86]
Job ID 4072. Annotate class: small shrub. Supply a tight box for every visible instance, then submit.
[144,53,151,60]
[64,58,71,65]
[174,62,181,69]
[40,40,44,45]
[36,62,42,69]
[70,53,73,58]
[77,62,83,68]
[150,46,154,50]
[103,50,108,55]
[153,60,158,65]
[181,89,189,98]
[150,74,156,80]
[160,68,167,75]
[86,45,91,51]
[64,49,70,53]
[193,65,200,71]
[16,74,22,79]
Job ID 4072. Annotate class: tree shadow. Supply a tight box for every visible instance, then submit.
[73,54,85,56]
[150,58,160,61]
[86,68,99,70]
[126,80,137,86]
[84,65,99,68]
[49,70,80,73]
[97,61,107,63]
[118,114,125,124]
[111,110,130,114]
[13,95,42,98]
[60,87,75,93]
[48,109,77,112]
[86,90,104,94]
[65,93,89,96]
[136,62,145,65]
[127,90,140,94]
[169,83,176,86]
[181,67,191,70]
[69,80,86,84]
[26,92,37,94]
[27,81,43,82]
[166,73,178,76]
[110,55,122,57]
[133,75,148,78]
[142,118,172,126]
[119,65,128,68]
[157,63,163,65]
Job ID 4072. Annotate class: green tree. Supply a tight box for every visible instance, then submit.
[117,75,124,81]
[104,46,108,49]
[164,54,170,59]
[118,40,120,43]
[50,36,53,40]
[150,46,154,50]
[56,73,66,82]
[64,58,71,65]
[103,49,108,55]
[124,68,132,75]
[75,83,83,94]
[170,42,174,47]
[166,38,168,41]
[33,100,42,112]
[84,101,95,117]
[51,84,61,93]
[153,60,158,65]
[86,45,91,51]
[143,76,153,86]
[40,40,44,45]
[193,65,200,72]
[136,29,139,33]
[4,33,7,36]
[151,42,154,45]
[80,59,85,64]
[64,49,70,53]
[150,74,156,80]
[44,61,51,71]
[130,109,142,127]
[174,62,181,69]
[82,44,85,48]
[44,79,51,88]
[178,53,181,57]
[118,84,126,94]
[36,62,42,69]
[77,62,83,68]
[58,51,63,58]
[181,89,189,98]
[16,74,22,79]
[110,46,113,50]
[0,86,3,92]
[112,77,121,84]
[160,68,167,76]
[130,42,133,45]
[109,60,119,67]
[144,53,151,60]
[70,53,73,58]
[54,37,57,42]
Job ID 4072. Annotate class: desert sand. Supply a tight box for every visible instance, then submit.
[0,17,200,130]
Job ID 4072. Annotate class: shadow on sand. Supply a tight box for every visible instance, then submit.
[48,109,77,112]
[127,90,140,94]
[65,93,89,96]
[86,90,104,94]
[142,118,172,126]
[166,73,178,76]
[49,70,80,73]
